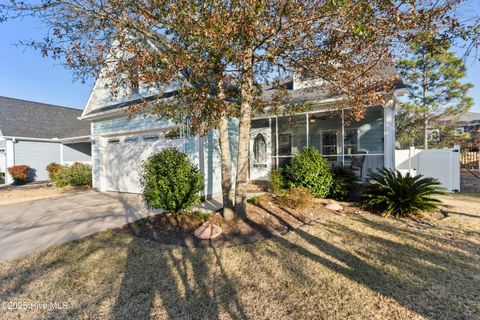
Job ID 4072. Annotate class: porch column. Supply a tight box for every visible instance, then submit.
[275,116,279,168]
[306,113,309,148]
[383,100,396,169]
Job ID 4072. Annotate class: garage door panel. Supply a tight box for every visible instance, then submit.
[103,133,183,193]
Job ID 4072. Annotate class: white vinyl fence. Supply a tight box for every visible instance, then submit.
[395,146,460,193]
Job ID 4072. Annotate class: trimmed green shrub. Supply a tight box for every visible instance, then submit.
[7,165,30,184]
[330,166,358,200]
[277,187,313,209]
[269,170,286,194]
[46,162,62,180]
[142,148,204,213]
[54,163,92,187]
[284,147,333,198]
[363,168,445,217]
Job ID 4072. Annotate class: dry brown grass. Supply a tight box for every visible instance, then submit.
[0,193,478,319]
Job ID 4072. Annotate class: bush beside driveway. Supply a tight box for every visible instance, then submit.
[0,193,478,320]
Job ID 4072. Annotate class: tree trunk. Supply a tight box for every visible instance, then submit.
[216,79,235,220]
[218,114,235,220]
[422,50,429,150]
[423,116,429,150]
[234,48,254,217]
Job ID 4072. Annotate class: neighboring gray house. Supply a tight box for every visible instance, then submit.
[80,69,404,197]
[453,112,480,135]
[428,112,480,145]
[0,97,91,183]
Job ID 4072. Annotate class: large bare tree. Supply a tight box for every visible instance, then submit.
[1,0,464,216]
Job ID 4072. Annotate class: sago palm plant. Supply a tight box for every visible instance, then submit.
[363,168,445,217]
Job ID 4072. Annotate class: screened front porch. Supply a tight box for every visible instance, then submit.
[250,106,386,181]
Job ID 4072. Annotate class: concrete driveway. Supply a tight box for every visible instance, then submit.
[0,191,155,261]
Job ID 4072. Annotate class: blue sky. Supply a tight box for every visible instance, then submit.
[0,15,479,112]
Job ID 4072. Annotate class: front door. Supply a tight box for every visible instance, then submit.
[250,127,271,180]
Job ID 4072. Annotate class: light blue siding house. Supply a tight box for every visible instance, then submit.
[0,97,92,183]
[81,69,405,197]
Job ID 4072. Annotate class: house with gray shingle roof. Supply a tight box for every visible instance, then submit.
[0,96,91,184]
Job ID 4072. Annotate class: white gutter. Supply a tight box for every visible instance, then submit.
[3,135,91,143]
[3,136,61,142]
[59,135,91,143]
[78,106,130,121]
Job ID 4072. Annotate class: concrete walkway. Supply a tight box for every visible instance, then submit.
[0,191,149,261]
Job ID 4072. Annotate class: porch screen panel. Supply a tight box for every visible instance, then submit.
[271,117,277,170]
[345,106,384,154]
[251,118,269,129]
[344,106,385,179]
[308,111,342,154]
[277,115,307,155]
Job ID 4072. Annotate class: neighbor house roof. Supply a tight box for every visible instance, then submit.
[0,96,91,139]
[440,112,480,125]
[458,112,480,124]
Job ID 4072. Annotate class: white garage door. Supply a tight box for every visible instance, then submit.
[102,132,183,193]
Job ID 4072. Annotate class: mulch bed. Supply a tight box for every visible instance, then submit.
[119,194,368,248]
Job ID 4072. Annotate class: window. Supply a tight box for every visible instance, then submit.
[278,133,292,156]
[124,137,139,143]
[455,127,465,135]
[344,129,358,154]
[253,133,267,162]
[143,134,159,141]
[427,129,440,142]
[322,130,337,155]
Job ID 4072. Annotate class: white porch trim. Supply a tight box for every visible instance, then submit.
[383,98,396,169]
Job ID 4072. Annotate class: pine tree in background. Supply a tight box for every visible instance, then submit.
[397,37,473,149]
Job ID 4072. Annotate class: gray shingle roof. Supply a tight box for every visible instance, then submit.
[458,112,480,124]
[260,66,406,105]
[441,112,480,125]
[0,96,90,139]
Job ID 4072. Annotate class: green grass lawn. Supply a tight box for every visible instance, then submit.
[0,194,479,319]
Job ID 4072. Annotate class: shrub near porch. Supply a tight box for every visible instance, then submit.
[283,147,333,198]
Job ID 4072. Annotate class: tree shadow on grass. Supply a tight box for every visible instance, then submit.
[274,221,479,319]
[246,201,479,319]
[110,239,248,320]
